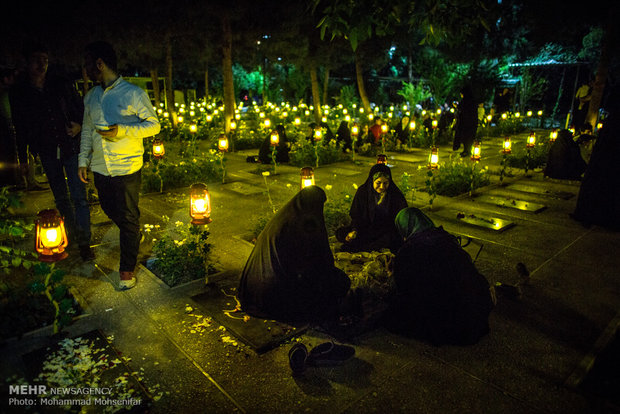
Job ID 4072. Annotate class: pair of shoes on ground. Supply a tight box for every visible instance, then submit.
[79,245,95,261]
[288,341,355,375]
[119,271,136,290]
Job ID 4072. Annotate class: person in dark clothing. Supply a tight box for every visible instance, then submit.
[0,64,19,187]
[320,121,335,141]
[453,85,478,157]
[258,124,290,164]
[393,116,410,145]
[10,42,93,260]
[336,120,353,152]
[238,186,351,324]
[543,129,586,180]
[571,88,620,231]
[383,207,494,346]
[336,163,408,253]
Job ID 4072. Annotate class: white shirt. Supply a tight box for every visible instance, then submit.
[79,76,160,176]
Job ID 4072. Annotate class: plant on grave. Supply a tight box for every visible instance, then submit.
[29,262,74,334]
[424,169,438,209]
[289,137,346,167]
[426,157,491,198]
[141,150,223,193]
[151,218,215,287]
[323,187,354,235]
[504,142,549,171]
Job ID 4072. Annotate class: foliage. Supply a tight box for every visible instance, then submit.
[150,218,215,287]
[425,157,491,198]
[289,138,348,167]
[334,85,359,108]
[517,68,548,110]
[141,152,223,193]
[505,142,549,171]
[324,188,353,235]
[397,81,432,107]
[233,129,264,150]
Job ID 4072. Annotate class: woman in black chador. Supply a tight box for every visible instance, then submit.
[258,124,290,164]
[543,129,586,180]
[383,207,494,346]
[571,88,620,231]
[336,120,353,152]
[453,85,478,157]
[336,163,408,253]
[238,186,351,323]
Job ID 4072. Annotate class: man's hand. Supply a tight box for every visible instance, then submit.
[66,121,81,138]
[78,166,89,184]
[96,124,121,141]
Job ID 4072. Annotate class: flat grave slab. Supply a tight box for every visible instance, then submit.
[506,183,575,200]
[432,209,515,232]
[223,181,265,196]
[475,194,546,213]
[330,167,363,176]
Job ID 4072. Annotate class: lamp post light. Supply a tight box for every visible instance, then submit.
[300,167,315,189]
[35,209,68,262]
[189,183,212,225]
[549,129,558,143]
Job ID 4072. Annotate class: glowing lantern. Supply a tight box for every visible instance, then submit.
[189,124,197,134]
[351,123,359,137]
[300,167,315,189]
[471,141,481,161]
[428,147,439,169]
[345,115,351,122]
[526,132,536,148]
[486,114,492,123]
[206,114,213,122]
[270,130,279,146]
[229,119,237,131]
[368,113,374,121]
[189,183,212,225]
[264,118,271,128]
[409,121,416,130]
[502,137,512,154]
[432,119,438,129]
[501,113,507,120]
[152,138,165,159]
[377,154,387,164]
[177,116,184,123]
[294,117,301,125]
[515,112,520,118]
[217,134,229,152]
[163,112,169,118]
[596,122,603,130]
[549,129,558,143]
[526,110,532,117]
[259,112,265,118]
[537,110,543,116]
[35,209,68,262]
[313,127,322,141]
[321,116,327,123]
[380,124,388,134]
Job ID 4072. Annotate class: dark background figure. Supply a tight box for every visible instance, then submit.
[368,118,383,145]
[0,64,19,187]
[571,87,620,231]
[319,121,335,141]
[9,41,93,260]
[305,122,318,143]
[393,115,410,145]
[384,207,494,346]
[437,104,454,142]
[258,124,290,164]
[336,120,353,152]
[336,163,408,253]
[573,80,593,131]
[238,186,351,324]
[543,129,587,180]
[453,85,478,157]
[493,87,511,116]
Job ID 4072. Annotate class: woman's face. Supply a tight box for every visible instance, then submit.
[373,177,390,194]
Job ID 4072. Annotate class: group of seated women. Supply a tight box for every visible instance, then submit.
[238,163,494,346]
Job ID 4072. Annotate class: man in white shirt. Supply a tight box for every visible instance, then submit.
[78,41,160,290]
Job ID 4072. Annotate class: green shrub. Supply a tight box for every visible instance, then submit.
[427,157,491,197]
[505,142,549,170]
[324,189,353,235]
[289,138,347,167]
[142,151,224,193]
[150,219,215,287]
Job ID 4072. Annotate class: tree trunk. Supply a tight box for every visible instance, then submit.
[322,67,330,106]
[204,61,209,100]
[310,61,322,123]
[586,13,613,128]
[165,32,176,127]
[150,69,161,109]
[221,11,236,143]
[407,48,413,84]
[355,50,371,114]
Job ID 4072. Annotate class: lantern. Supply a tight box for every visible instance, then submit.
[259,112,265,118]
[409,121,416,130]
[596,122,603,130]
[321,116,327,123]
[163,112,169,118]
[177,116,184,123]
[270,130,279,146]
[428,147,439,169]
[486,114,492,123]
[471,141,481,161]
[377,154,387,164]
[152,138,165,159]
[345,115,351,122]
[189,183,212,225]
[189,124,197,134]
[300,167,315,189]
[368,113,374,121]
[206,114,213,122]
[549,129,558,143]
[294,117,301,125]
[380,124,388,134]
[526,110,532,117]
[537,110,543,116]
[432,119,438,129]
[313,127,322,141]
[35,209,68,262]
[264,118,271,128]
[351,123,359,137]
[229,119,237,131]
[526,131,536,148]
[502,137,512,154]
[515,112,520,118]
[217,134,229,152]
[501,113,507,120]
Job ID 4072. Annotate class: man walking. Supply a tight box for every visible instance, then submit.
[78,41,160,289]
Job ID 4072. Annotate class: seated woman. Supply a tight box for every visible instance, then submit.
[258,124,290,164]
[393,115,410,144]
[336,120,353,152]
[383,207,494,346]
[543,129,586,180]
[238,186,351,324]
[336,163,407,253]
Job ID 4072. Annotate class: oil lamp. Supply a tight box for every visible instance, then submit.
[300,167,315,189]
[35,209,68,262]
[189,183,212,225]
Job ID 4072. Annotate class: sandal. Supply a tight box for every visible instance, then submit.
[288,343,308,375]
[306,341,355,367]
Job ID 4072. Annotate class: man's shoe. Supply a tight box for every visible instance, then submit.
[79,245,95,261]
[119,271,136,290]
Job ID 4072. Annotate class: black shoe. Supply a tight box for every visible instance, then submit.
[288,343,308,376]
[306,341,355,367]
[79,245,95,261]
